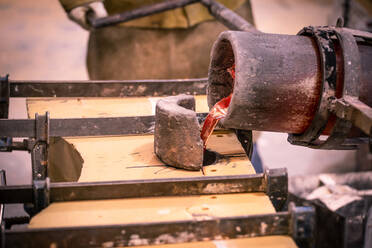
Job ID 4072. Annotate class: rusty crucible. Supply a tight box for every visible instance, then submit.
[207,28,372,147]
[154,94,204,170]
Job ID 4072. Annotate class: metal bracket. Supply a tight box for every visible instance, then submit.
[289,202,315,248]
[0,75,10,155]
[329,96,372,137]
[0,75,9,119]
[32,178,50,214]
[30,112,49,181]
[29,113,50,214]
[0,171,6,248]
[265,168,288,212]
[288,26,370,150]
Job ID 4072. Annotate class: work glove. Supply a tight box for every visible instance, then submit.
[68,1,107,31]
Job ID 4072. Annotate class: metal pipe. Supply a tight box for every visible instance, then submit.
[207,30,372,134]
[90,0,199,28]
[90,0,256,33]
[200,0,257,32]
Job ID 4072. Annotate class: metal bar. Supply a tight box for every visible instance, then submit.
[9,78,208,98]
[0,170,5,248]
[5,212,290,248]
[334,96,372,136]
[90,0,199,29]
[0,75,9,118]
[0,185,33,204]
[330,96,372,136]
[265,168,288,212]
[200,0,257,32]
[4,216,30,229]
[0,173,266,204]
[0,113,208,138]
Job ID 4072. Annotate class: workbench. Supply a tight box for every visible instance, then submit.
[25,95,297,247]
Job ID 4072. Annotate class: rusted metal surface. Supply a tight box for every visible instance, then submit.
[288,27,364,149]
[208,31,322,134]
[207,28,371,142]
[154,95,203,171]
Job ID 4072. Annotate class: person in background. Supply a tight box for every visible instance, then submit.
[54,0,263,178]
[59,0,255,79]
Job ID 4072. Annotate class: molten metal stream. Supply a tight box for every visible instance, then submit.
[201,65,235,149]
[200,94,232,149]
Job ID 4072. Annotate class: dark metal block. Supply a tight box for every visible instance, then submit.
[265,168,288,212]
[0,75,9,119]
[289,203,315,248]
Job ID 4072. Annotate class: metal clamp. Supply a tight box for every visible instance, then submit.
[0,75,9,119]
[30,112,50,181]
[288,26,370,150]
[0,75,10,154]
[288,26,337,148]
[289,202,315,248]
[265,168,288,211]
[29,113,50,214]
[0,170,6,248]
[311,27,361,149]
[32,178,50,214]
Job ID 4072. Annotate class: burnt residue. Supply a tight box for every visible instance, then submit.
[207,38,235,109]
[203,149,225,166]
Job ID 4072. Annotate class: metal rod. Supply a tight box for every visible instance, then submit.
[9,78,208,98]
[0,173,267,204]
[330,96,372,135]
[5,212,290,248]
[90,0,199,28]
[200,0,257,32]
[0,113,207,138]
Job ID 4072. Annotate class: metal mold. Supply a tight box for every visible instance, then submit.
[154,95,204,171]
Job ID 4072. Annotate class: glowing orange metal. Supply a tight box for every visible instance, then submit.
[200,94,232,149]
[200,64,235,149]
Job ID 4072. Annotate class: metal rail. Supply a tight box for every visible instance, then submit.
[0,113,207,138]
[3,210,301,248]
[2,200,314,248]
[8,78,208,98]
[0,169,287,211]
